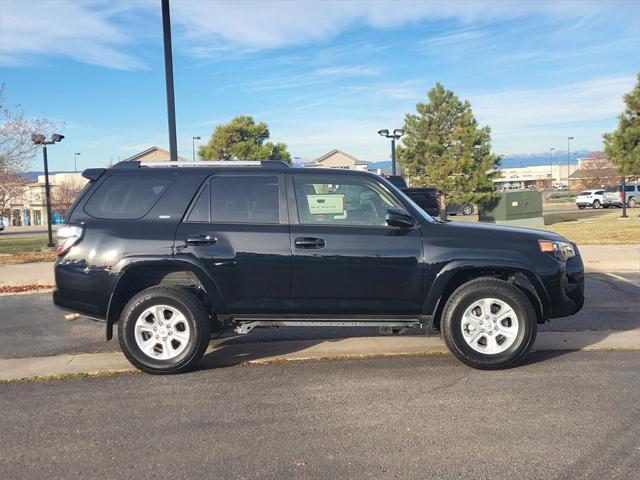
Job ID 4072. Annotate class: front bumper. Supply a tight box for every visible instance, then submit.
[545,253,585,319]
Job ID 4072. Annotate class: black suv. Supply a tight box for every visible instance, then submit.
[53,160,584,373]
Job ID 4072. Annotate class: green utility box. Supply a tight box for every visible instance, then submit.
[478,191,543,227]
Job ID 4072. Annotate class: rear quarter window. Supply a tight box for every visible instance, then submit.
[84,174,174,219]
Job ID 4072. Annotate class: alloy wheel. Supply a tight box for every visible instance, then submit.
[460,298,519,355]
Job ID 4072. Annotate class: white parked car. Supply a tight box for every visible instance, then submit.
[575,189,605,209]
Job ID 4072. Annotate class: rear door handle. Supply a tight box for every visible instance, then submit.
[185,234,217,245]
[294,237,325,249]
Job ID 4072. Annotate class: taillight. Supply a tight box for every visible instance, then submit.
[619,190,624,200]
[56,224,84,256]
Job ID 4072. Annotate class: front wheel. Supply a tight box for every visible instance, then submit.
[462,204,474,216]
[118,286,212,374]
[628,197,636,208]
[441,278,538,370]
[592,200,601,209]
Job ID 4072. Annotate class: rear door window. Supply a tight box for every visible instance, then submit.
[210,176,280,224]
[84,174,173,219]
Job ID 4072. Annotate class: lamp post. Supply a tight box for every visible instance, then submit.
[566,136,573,187]
[32,133,64,247]
[378,128,404,176]
[192,136,201,161]
[549,147,555,189]
[162,0,178,162]
[74,152,81,172]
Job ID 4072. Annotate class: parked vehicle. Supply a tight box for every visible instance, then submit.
[53,160,584,373]
[553,183,569,191]
[575,190,605,209]
[603,184,639,208]
[382,175,473,216]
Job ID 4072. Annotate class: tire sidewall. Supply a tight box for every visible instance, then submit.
[443,283,535,368]
[119,290,207,373]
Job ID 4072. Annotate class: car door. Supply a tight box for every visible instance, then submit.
[288,173,424,315]
[174,173,291,314]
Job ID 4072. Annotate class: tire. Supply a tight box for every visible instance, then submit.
[578,205,586,209]
[118,286,211,374]
[592,200,601,209]
[628,197,636,208]
[441,278,538,370]
[603,204,610,209]
[462,204,473,216]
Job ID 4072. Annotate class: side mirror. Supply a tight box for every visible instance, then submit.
[386,207,414,228]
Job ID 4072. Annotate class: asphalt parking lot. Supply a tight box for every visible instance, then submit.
[1,271,637,360]
[1,351,639,480]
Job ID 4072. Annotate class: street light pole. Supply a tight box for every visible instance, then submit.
[42,145,54,247]
[567,136,573,187]
[192,136,201,161]
[549,147,555,189]
[74,152,81,172]
[378,128,404,176]
[162,0,178,162]
[32,133,64,248]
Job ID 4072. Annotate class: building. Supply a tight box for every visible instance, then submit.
[3,172,87,226]
[304,149,369,171]
[493,164,578,190]
[569,155,621,190]
[121,146,187,163]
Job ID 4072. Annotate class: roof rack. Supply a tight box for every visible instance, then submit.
[112,160,290,168]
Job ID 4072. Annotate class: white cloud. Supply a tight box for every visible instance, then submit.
[170,0,629,51]
[0,0,146,69]
[314,66,382,77]
[467,76,635,152]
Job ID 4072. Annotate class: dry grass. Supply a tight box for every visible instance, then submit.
[0,236,56,265]
[449,210,640,245]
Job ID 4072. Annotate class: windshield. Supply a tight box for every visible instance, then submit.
[578,191,590,196]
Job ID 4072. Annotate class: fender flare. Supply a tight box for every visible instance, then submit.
[105,258,226,340]
[422,259,551,321]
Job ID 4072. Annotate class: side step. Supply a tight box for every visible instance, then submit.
[234,320,422,335]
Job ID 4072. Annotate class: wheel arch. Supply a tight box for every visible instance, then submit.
[424,261,551,328]
[105,259,226,340]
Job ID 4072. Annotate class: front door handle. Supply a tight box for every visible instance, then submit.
[295,237,325,249]
[185,234,217,246]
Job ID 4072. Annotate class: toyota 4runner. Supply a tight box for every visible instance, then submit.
[53,160,584,373]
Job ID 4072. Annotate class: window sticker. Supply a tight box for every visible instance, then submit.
[307,194,345,215]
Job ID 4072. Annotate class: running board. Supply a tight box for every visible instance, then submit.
[234,320,422,335]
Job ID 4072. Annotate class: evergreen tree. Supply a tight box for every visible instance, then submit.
[198,115,291,163]
[397,83,499,204]
[604,74,640,176]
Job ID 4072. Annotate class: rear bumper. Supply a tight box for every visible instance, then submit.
[52,288,106,319]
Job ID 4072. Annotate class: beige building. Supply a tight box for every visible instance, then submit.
[122,146,187,163]
[304,149,368,171]
[493,164,578,190]
[3,172,87,226]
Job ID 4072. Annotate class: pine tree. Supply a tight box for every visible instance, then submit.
[604,74,640,176]
[397,83,499,204]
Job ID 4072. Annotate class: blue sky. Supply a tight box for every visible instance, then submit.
[1,0,638,171]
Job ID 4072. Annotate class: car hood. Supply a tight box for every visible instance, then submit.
[438,220,568,244]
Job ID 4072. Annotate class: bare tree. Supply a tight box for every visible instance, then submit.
[0,84,57,177]
[0,174,27,220]
[51,179,85,217]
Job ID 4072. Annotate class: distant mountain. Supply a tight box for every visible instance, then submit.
[22,171,74,182]
[360,150,594,171]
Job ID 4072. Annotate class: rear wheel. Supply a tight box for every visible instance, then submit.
[462,204,474,216]
[592,200,601,209]
[628,197,636,208]
[118,286,211,374]
[441,278,537,370]
[578,205,586,209]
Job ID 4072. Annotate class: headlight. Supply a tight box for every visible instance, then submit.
[538,240,575,262]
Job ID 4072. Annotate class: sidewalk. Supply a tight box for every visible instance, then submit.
[0,245,637,286]
[2,329,639,381]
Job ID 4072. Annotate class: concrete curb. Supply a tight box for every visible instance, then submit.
[2,329,638,382]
